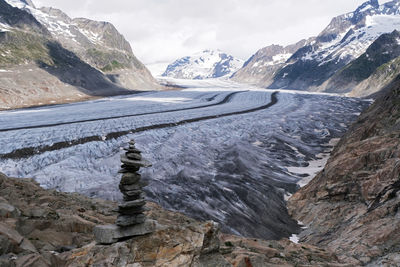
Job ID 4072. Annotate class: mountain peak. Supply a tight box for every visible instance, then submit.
[196,49,223,56]
[21,0,34,7]
[163,50,243,79]
[355,0,379,12]
[353,0,400,17]
[350,0,378,18]
[5,0,35,8]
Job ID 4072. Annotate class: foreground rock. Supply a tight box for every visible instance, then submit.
[0,173,346,266]
[0,172,116,266]
[288,80,400,265]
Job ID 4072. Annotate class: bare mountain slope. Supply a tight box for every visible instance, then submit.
[288,73,400,265]
[0,0,158,110]
[231,39,311,86]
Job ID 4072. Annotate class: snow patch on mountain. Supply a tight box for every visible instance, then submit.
[162,50,244,79]
[252,52,294,69]
[302,1,400,65]
[4,0,28,8]
[5,0,76,41]
[77,28,101,44]
[5,0,110,49]
[0,22,12,32]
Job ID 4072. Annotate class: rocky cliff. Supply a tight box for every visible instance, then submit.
[0,0,158,110]
[288,76,400,265]
[0,172,348,266]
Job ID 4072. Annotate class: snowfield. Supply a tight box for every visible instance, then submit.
[162,50,244,79]
[0,79,369,240]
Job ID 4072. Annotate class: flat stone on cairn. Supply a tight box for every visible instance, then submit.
[94,140,155,244]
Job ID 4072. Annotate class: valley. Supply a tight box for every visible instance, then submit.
[0,79,369,240]
[1,0,400,265]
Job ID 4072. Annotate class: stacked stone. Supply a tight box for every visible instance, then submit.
[116,140,152,227]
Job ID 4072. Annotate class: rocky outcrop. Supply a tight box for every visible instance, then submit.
[288,78,400,265]
[0,172,347,266]
[0,172,116,266]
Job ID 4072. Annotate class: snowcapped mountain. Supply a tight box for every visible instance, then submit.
[162,50,244,79]
[272,0,400,91]
[0,0,157,109]
[4,0,156,88]
[234,0,400,96]
[231,39,313,86]
[321,29,400,97]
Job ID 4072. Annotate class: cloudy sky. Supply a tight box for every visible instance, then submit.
[32,0,378,66]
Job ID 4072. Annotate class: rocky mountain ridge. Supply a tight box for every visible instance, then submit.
[321,29,400,97]
[0,0,158,110]
[233,0,400,97]
[232,39,312,86]
[162,50,243,79]
[288,73,400,265]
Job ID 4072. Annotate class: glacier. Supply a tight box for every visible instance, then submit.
[0,79,369,239]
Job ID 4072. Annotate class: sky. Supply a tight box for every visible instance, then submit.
[31,0,382,66]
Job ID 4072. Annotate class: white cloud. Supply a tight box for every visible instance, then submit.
[32,0,367,64]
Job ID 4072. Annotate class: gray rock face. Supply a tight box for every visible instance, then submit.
[72,18,133,54]
[0,201,20,218]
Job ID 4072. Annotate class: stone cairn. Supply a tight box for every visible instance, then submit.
[117,140,151,227]
[94,139,156,244]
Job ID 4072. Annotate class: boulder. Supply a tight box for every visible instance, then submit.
[0,202,20,218]
[93,220,157,244]
[120,155,152,168]
[116,214,146,227]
